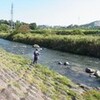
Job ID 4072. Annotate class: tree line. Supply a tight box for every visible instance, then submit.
[0,19,37,33]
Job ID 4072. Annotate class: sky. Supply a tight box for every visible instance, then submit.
[0,0,100,26]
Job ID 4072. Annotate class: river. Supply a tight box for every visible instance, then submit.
[0,38,100,87]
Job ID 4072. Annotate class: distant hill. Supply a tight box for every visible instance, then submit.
[80,20,100,28]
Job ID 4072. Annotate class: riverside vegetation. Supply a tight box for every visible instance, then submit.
[0,48,100,100]
[0,30,100,58]
[0,19,100,58]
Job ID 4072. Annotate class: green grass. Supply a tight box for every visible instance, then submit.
[83,90,100,100]
[0,48,100,100]
[0,32,100,58]
[0,48,78,99]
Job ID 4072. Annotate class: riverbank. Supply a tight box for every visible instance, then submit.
[0,32,100,58]
[0,48,100,100]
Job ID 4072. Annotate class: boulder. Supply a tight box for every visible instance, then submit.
[94,70,100,78]
[64,62,69,66]
[85,68,95,73]
[58,61,63,65]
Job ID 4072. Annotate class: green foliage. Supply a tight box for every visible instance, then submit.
[83,30,100,35]
[15,20,21,31]
[0,32,10,38]
[72,29,84,35]
[1,32,100,58]
[12,33,26,42]
[30,29,55,35]
[16,24,30,34]
[0,24,9,32]
[30,30,47,34]
[55,30,72,35]
[29,23,37,30]
[0,19,9,25]
[83,90,100,100]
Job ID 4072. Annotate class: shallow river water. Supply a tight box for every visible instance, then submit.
[0,38,100,87]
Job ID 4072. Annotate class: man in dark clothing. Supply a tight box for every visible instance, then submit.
[33,48,40,64]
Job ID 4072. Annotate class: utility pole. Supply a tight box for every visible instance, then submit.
[10,2,14,33]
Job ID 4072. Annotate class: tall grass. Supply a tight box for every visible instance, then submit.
[10,33,100,58]
[30,29,100,35]
[0,32,100,58]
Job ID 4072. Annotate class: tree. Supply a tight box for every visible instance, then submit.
[0,20,9,25]
[17,24,30,33]
[29,23,37,30]
[15,20,21,30]
[0,24,9,32]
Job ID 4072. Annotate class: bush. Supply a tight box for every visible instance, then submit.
[16,24,30,34]
[71,29,84,35]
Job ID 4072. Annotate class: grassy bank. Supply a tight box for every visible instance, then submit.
[0,32,100,58]
[0,48,100,100]
[0,48,80,100]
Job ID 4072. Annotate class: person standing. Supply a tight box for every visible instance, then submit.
[33,48,40,64]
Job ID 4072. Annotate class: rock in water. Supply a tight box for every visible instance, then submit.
[85,68,95,73]
[58,61,63,65]
[33,44,40,48]
[94,70,100,78]
[64,62,69,65]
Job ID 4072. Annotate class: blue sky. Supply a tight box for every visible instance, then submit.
[0,0,100,26]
